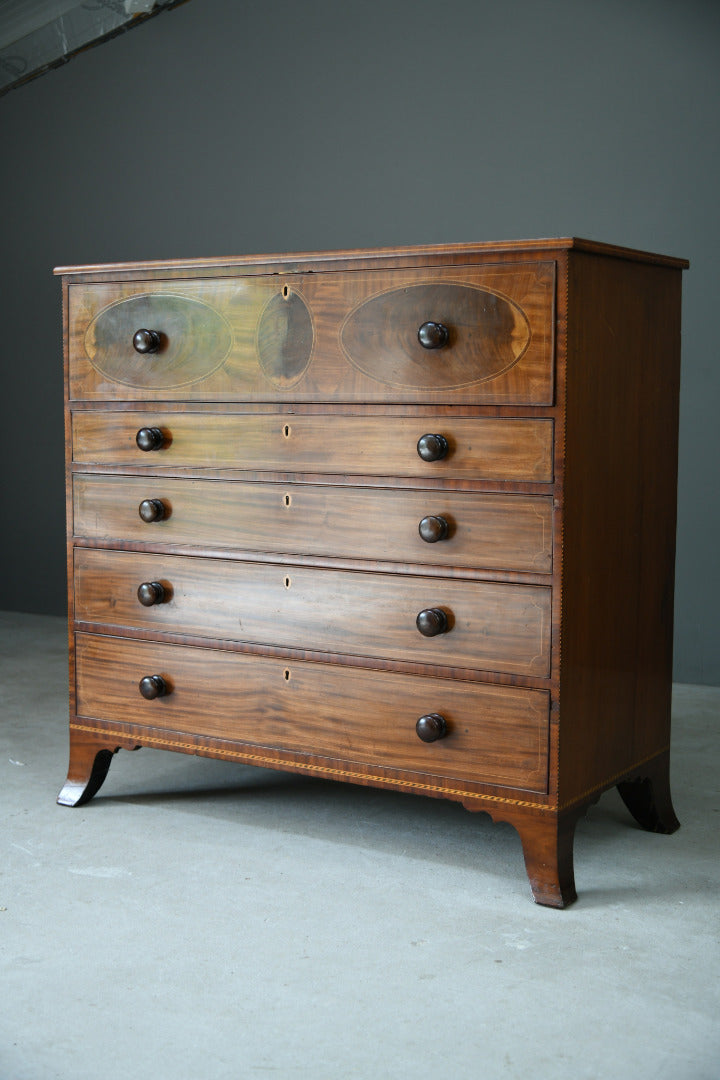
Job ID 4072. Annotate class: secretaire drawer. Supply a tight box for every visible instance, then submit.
[73,475,553,573]
[72,412,553,483]
[74,548,551,677]
[68,261,554,404]
[75,633,550,792]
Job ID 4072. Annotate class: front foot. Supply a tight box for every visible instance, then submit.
[517,810,579,908]
[57,726,123,807]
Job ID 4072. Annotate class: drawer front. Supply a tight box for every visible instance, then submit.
[72,412,553,483]
[68,262,554,404]
[74,549,551,677]
[73,476,553,574]
[75,633,550,792]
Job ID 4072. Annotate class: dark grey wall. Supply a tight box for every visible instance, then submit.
[1,0,718,684]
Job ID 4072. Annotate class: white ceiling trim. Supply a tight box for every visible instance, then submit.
[0,0,182,95]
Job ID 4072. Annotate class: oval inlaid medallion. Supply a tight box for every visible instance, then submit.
[341,283,531,390]
[256,289,314,390]
[85,293,233,389]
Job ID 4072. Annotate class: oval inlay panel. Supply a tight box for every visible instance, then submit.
[341,283,531,390]
[256,289,314,389]
[85,294,233,389]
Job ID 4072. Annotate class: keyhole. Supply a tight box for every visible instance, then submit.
[284,493,292,507]
[284,576,291,589]
[284,668,291,681]
[283,424,291,438]
[282,284,290,298]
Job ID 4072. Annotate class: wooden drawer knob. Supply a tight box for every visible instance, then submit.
[138,498,166,523]
[136,427,165,452]
[418,321,449,349]
[139,675,168,700]
[418,515,449,543]
[416,713,447,742]
[137,581,166,607]
[416,607,449,636]
[416,433,448,462]
[132,329,162,354]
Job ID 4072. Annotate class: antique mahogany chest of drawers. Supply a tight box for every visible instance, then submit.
[55,239,688,906]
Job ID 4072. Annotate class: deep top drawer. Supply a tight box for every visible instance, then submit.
[67,262,555,404]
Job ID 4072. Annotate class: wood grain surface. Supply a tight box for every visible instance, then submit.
[72,411,554,482]
[74,547,552,676]
[72,474,553,573]
[68,262,554,403]
[74,633,550,792]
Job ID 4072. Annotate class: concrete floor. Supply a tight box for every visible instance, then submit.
[1,610,718,1080]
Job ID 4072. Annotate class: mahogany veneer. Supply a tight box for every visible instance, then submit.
[55,238,688,906]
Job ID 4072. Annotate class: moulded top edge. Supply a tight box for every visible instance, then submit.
[53,237,689,278]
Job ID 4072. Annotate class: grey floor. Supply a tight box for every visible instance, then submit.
[1,611,718,1080]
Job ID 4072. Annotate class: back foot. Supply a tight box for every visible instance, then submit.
[617,753,679,834]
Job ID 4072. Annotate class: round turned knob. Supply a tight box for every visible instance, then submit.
[136,427,165,452]
[418,515,449,543]
[418,321,449,349]
[416,713,448,742]
[139,674,168,700]
[417,433,449,462]
[138,498,166,523]
[137,581,166,607]
[132,328,162,354]
[416,607,449,637]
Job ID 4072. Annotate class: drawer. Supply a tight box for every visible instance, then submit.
[74,548,551,677]
[75,633,550,792]
[68,262,554,404]
[73,476,553,574]
[72,411,553,483]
